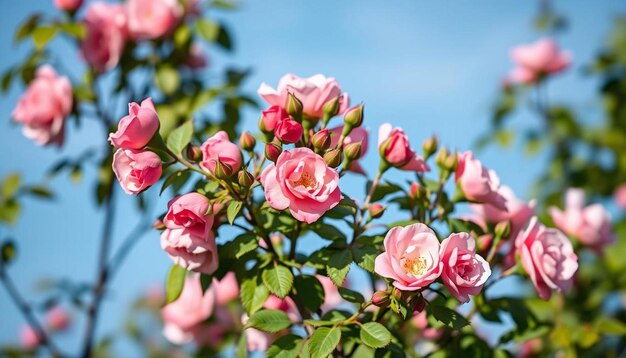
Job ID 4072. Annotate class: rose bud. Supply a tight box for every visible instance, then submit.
[411,296,426,313]
[435,147,449,168]
[46,306,70,331]
[153,219,166,230]
[275,118,304,144]
[200,131,243,176]
[443,152,458,171]
[422,136,438,159]
[265,142,282,162]
[214,159,234,179]
[186,144,202,162]
[323,95,341,121]
[239,131,256,151]
[495,220,511,239]
[409,182,422,200]
[323,148,343,168]
[343,142,362,161]
[260,106,289,133]
[54,0,83,12]
[371,291,390,308]
[343,104,364,129]
[311,129,332,152]
[378,123,429,172]
[286,92,303,120]
[108,98,160,150]
[369,203,385,219]
[238,170,255,189]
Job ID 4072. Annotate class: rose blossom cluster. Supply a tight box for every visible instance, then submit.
[506,37,571,85]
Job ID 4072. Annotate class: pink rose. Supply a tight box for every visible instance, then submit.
[160,193,219,274]
[329,126,369,175]
[260,147,342,224]
[200,131,243,175]
[12,65,72,147]
[471,185,535,239]
[263,295,300,322]
[126,0,182,40]
[549,188,615,255]
[162,273,215,345]
[112,149,162,195]
[185,42,208,70]
[616,184,626,209]
[374,223,443,291]
[108,98,160,149]
[378,123,429,172]
[260,105,289,132]
[412,311,442,341]
[258,73,350,119]
[316,274,343,312]
[45,306,70,331]
[515,217,578,300]
[455,151,506,210]
[81,2,127,72]
[439,233,491,303]
[54,0,83,11]
[241,314,272,352]
[508,38,571,85]
[20,325,40,349]
[214,272,239,305]
[274,117,303,144]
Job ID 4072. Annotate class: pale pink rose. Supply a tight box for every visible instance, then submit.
[162,273,216,345]
[439,233,491,303]
[316,275,343,312]
[471,185,536,239]
[12,65,72,147]
[260,147,341,224]
[549,188,615,255]
[515,217,578,300]
[258,73,350,119]
[54,0,83,11]
[614,184,626,210]
[263,295,301,322]
[241,315,272,352]
[112,149,162,195]
[45,306,70,331]
[455,151,506,210]
[274,118,303,144]
[374,223,443,291]
[20,325,40,349]
[109,98,160,149]
[506,66,537,85]
[214,272,239,305]
[329,126,369,175]
[200,131,243,175]
[81,2,127,72]
[378,123,429,172]
[126,0,182,40]
[260,105,289,132]
[509,38,571,84]
[160,193,219,274]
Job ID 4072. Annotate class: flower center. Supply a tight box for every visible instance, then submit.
[403,257,427,276]
[292,171,315,189]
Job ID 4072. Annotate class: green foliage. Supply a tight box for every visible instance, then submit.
[293,275,325,313]
[427,305,470,330]
[165,264,186,304]
[308,327,341,357]
[326,250,352,286]
[240,272,269,315]
[262,264,294,299]
[166,121,194,155]
[245,309,292,333]
[360,322,391,348]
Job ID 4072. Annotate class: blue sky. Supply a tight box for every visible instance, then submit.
[0,0,624,354]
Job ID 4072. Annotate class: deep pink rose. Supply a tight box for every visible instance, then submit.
[316,274,343,312]
[54,0,83,11]
[81,2,127,72]
[508,38,571,85]
[439,233,491,303]
[378,123,429,172]
[108,98,160,149]
[260,105,289,132]
[45,306,70,331]
[515,217,578,300]
[214,272,239,305]
[112,149,162,195]
[260,147,341,224]
[455,151,506,210]
[258,73,350,119]
[471,185,535,239]
[20,325,39,349]
[200,131,243,175]
[126,0,182,40]
[374,223,443,291]
[274,118,303,144]
[162,273,216,345]
[12,65,72,147]
[549,188,615,255]
[160,193,219,274]
[615,184,626,210]
[329,126,369,175]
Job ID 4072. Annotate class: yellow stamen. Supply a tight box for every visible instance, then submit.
[292,171,314,188]
[403,257,427,276]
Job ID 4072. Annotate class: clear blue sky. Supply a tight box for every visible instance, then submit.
[0,0,624,355]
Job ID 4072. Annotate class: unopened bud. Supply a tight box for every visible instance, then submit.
[323,148,342,168]
[435,147,449,168]
[238,170,255,189]
[444,152,458,171]
[311,129,332,151]
[411,296,426,313]
[409,182,421,200]
[286,92,303,120]
[422,136,438,159]
[323,95,341,120]
[343,142,362,161]
[186,144,202,162]
[214,159,233,179]
[265,142,282,162]
[153,219,165,230]
[343,104,364,129]
[239,131,256,152]
[495,220,511,239]
[369,203,385,219]
[371,291,390,308]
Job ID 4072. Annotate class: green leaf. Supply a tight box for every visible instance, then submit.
[15,14,42,43]
[595,317,626,335]
[360,322,391,349]
[308,327,341,357]
[211,0,239,10]
[160,170,191,195]
[227,200,243,225]
[293,275,325,313]
[313,223,346,241]
[262,264,294,299]
[166,121,193,155]
[241,274,269,315]
[367,181,403,202]
[0,200,21,225]
[196,19,220,42]
[246,309,292,333]
[2,173,21,200]
[351,246,378,273]
[326,250,352,286]
[428,305,470,330]
[58,22,86,39]
[156,64,180,95]
[266,334,302,358]
[1,241,16,264]
[222,233,258,259]
[338,287,364,304]
[23,186,53,199]
[165,264,187,304]
[31,26,57,50]
[235,332,247,358]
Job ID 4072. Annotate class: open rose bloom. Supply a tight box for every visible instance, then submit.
[456,151,506,210]
[108,98,160,150]
[112,149,162,194]
[508,38,571,85]
[81,2,127,72]
[378,123,429,172]
[440,233,491,303]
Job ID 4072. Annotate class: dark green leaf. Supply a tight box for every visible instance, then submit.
[241,274,269,315]
[23,186,53,199]
[293,275,325,313]
[428,305,470,330]
[338,287,364,304]
[15,14,41,43]
[165,264,187,303]
[367,181,403,202]
[313,223,346,241]
[262,264,294,299]
[351,246,378,273]
[1,241,16,264]
[266,334,302,358]
[326,250,352,286]
[246,309,292,333]
[222,233,258,259]
[160,170,191,195]
[308,327,341,357]
[360,322,391,348]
